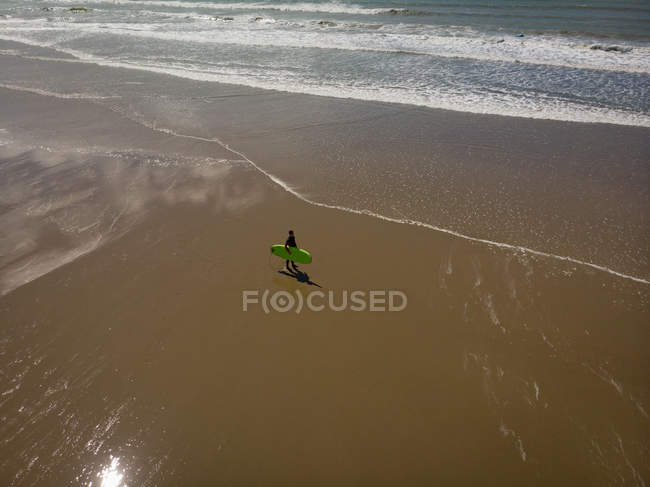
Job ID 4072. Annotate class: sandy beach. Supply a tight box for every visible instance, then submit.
[0,41,649,486]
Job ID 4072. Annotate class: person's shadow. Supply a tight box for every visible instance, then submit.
[278,269,322,287]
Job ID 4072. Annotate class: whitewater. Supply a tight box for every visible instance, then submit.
[0,0,649,126]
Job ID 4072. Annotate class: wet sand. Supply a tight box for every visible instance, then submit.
[0,49,649,486]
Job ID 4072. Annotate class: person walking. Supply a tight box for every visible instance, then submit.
[284,230,299,272]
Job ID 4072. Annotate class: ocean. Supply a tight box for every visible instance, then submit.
[1,0,649,126]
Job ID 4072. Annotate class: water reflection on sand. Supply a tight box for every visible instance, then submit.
[0,142,264,296]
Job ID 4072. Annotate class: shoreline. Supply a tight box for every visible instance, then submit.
[1,78,648,286]
[0,36,648,283]
[144,116,650,285]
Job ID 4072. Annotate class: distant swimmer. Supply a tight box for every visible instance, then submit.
[285,230,299,272]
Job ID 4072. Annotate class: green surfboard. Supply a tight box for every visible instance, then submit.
[270,244,312,264]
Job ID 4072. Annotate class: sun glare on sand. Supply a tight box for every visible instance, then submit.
[94,457,126,487]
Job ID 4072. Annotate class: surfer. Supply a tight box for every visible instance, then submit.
[284,230,299,272]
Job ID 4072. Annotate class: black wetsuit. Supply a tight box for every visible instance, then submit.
[285,235,298,271]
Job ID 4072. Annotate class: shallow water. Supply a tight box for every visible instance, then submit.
[0,0,649,126]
